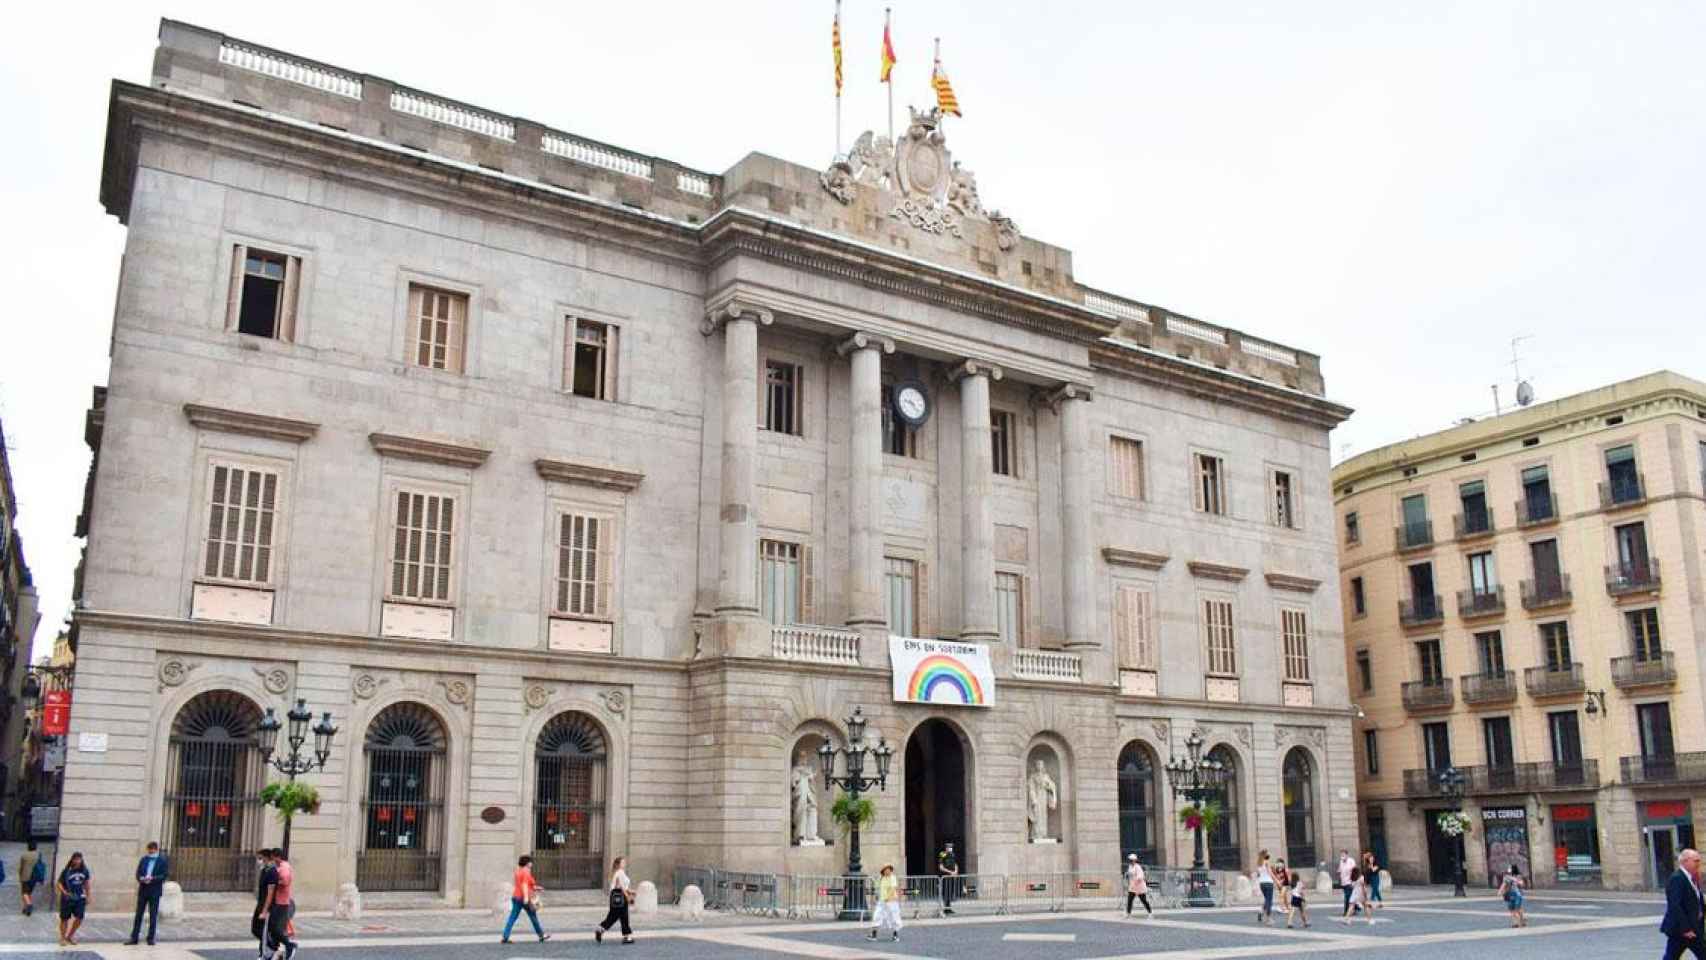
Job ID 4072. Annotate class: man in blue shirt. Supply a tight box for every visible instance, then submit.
[56,851,92,947]
[126,841,170,945]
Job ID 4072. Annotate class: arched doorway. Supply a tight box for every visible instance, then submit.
[905,719,969,877]
[1117,741,1160,865]
[357,702,448,892]
[1282,747,1317,869]
[162,691,265,891]
[1206,745,1241,871]
[533,711,608,889]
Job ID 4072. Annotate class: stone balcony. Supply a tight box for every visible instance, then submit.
[1401,678,1454,713]
[770,625,861,666]
[1460,671,1518,706]
[1013,649,1084,683]
[1524,663,1585,699]
[1611,652,1675,689]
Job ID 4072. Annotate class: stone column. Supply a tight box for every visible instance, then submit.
[838,332,896,629]
[703,303,773,617]
[954,360,1002,641]
[1053,385,1096,650]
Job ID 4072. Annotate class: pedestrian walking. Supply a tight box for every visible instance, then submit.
[1499,864,1527,928]
[501,855,551,944]
[126,840,170,945]
[19,840,44,916]
[1338,865,1365,924]
[56,851,91,946]
[1123,854,1153,918]
[1660,848,1705,959]
[1355,864,1375,924]
[595,855,634,945]
[262,849,298,959]
[1253,849,1276,924]
[252,849,275,960]
[938,841,960,915]
[1362,850,1384,910]
[867,864,904,942]
[1286,873,1311,928]
[1336,849,1358,917]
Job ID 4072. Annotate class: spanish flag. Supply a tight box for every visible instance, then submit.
[932,53,961,117]
[833,2,843,96]
[881,12,897,83]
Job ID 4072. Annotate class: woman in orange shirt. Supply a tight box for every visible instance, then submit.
[501,855,550,944]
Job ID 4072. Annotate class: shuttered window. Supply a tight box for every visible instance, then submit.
[885,556,918,636]
[203,463,280,585]
[1113,583,1156,669]
[408,285,468,373]
[1109,437,1145,499]
[390,490,455,602]
[1203,598,1237,675]
[1282,608,1310,681]
[760,539,810,625]
[995,571,1025,644]
[1194,454,1226,515]
[556,513,615,619]
[991,411,1016,477]
[225,244,300,342]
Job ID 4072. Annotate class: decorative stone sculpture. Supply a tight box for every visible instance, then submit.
[334,882,363,921]
[1026,758,1059,842]
[635,880,658,915]
[792,758,823,845]
[159,881,184,920]
[679,884,706,921]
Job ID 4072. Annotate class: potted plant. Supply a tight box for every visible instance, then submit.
[831,793,876,834]
[1177,801,1223,835]
[1436,810,1473,838]
[260,781,322,822]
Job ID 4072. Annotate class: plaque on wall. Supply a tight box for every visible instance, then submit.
[480,806,506,825]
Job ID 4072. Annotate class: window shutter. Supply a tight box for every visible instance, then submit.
[1020,574,1033,647]
[556,514,573,613]
[594,516,616,620]
[391,492,410,597]
[435,497,455,600]
[1112,585,1131,666]
[800,544,817,624]
[278,256,300,343]
[603,325,620,401]
[445,293,467,374]
[406,287,423,366]
[916,561,931,638]
[1192,459,1206,512]
[225,244,246,330]
[562,318,576,392]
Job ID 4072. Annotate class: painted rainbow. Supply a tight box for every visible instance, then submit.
[907,654,986,705]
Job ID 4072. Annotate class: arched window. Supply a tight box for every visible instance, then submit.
[358,702,448,892]
[533,712,608,889]
[1207,745,1242,871]
[1283,747,1317,869]
[163,691,265,891]
[1117,742,1160,865]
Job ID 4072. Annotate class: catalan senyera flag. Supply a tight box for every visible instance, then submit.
[932,55,962,117]
[881,16,897,82]
[832,4,843,96]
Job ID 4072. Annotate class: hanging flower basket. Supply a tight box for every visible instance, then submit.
[1436,810,1473,838]
[1178,801,1223,835]
[260,781,322,823]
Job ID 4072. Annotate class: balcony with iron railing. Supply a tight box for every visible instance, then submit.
[1403,760,1600,797]
[1401,678,1454,713]
[1456,586,1505,619]
[1606,558,1661,596]
[1524,663,1585,699]
[1611,651,1675,689]
[1453,508,1496,540]
[1399,595,1445,629]
[1515,494,1558,528]
[1621,752,1706,786]
[1460,671,1518,706]
[1599,472,1647,509]
[1520,574,1573,610]
[1395,520,1434,552]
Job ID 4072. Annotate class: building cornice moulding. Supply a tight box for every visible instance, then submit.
[1102,547,1170,571]
[534,458,644,491]
[368,432,491,468]
[1187,560,1250,583]
[1264,572,1323,594]
[1089,342,1352,431]
[183,403,319,443]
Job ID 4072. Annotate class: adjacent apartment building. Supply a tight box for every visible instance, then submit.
[1,418,45,839]
[61,20,1354,909]
[1335,371,1706,891]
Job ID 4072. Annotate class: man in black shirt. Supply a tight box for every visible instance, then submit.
[937,842,960,915]
[253,849,278,960]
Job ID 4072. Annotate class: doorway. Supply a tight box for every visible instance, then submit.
[1647,826,1679,890]
[905,719,969,877]
[1424,808,1464,885]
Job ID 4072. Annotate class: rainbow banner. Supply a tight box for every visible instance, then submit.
[889,637,995,708]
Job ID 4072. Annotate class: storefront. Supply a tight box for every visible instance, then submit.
[1481,806,1530,888]
[1551,803,1601,885]
[1639,800,1695,890]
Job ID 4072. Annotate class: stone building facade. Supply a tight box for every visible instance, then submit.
[61,20,1354,909]
[1335,372,1706,891]
[1,417,45,837]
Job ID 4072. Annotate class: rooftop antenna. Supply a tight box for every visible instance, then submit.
[1491,383,1501,416]
[1511,335,1535,407]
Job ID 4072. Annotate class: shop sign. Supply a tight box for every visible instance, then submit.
[1481,807,1526,821]
[1552,805,1593,822]
[41,690,71,736]
[1645,800,1690,821]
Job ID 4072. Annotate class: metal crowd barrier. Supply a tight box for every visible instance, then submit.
[716,869,782,915]
[672,865,718,904]
[783,874,868,920]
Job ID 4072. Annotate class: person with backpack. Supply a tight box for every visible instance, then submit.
[18,841,44,916]
[1499,864,1527,928]
[594,855,634,945]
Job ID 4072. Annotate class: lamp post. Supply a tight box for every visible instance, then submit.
[1163,732,1229,907]
[256,698,338,856]
[817,707,893,921]
[1436,766,1467,898]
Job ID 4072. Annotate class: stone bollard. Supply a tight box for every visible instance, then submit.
[679,883,705,921]
[1380,869,1394,895]
[334,883,363,921]
[159,882,185,920]
[1315,870,1332,894]
[636,880,658,915]
[1231,874,1253,904]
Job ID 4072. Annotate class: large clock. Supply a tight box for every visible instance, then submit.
[892,380,931,428]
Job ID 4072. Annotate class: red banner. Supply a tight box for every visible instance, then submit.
[41,690,71,736]
[1552,804,1593,822]
[1647,801,1690,819]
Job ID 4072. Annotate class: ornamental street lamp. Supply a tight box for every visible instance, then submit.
[256,698,338,856]
[1436,766,1468,898]
[817,707,893,921]
[1163,732,1229,907]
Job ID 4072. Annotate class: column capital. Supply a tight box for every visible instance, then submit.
[948,359,1005,383]
[700,301,775,336]
[1035,382,1094,412]
[834,331,897,358]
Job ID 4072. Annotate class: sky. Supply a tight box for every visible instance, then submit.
[1,1,1702,658]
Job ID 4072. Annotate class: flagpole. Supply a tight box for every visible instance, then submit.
[886,8,894,144]
[933,36,942,133]
[835,0,843,156]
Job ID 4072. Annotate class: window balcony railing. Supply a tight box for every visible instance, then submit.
[1611,651,1675,689]
[1515,495,1558,527]
[1460,671,1518,705]
[1395,520,1434,551]
[1403,760,1600,798]
[1620,752,1706,786]
[1599,473,1647,509]
[1606,558,1661,596]
[1524,663,1585,699]
[1455,586,1505,619]
[1454,508,1495,540]
[770,624,861,666]
[1520,575,1573,610]
[1012,649,1084,683]
[1401,678,1454,713]
[1399,595,1445,628]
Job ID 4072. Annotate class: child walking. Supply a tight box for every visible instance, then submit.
[868,865,904,942]
[1286,871,1310,928]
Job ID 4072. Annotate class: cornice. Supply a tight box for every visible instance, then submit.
[1103,548,1170,571]
[368,432,491,468]
[534,458,644,492]
[1090,342,1352,431]
[183,403,319,443]
[1187,560,1251,583]
[1265,572,1323,594]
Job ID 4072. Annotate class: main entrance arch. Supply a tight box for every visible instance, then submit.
[904,719,970,877]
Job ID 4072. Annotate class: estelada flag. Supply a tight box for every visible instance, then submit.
[881,17,897,82]
[833,4,844,95]
[932,56,961,116]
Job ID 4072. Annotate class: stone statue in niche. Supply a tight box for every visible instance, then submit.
[792,757,824,846]
[1027,757,1059,843]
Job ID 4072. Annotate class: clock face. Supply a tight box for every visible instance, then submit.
[894,383,931,426]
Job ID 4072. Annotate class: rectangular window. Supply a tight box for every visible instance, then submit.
[1483,717,1515,770]
[885,556,918,636]
[995,571,1024,644]
[565,318,617,400]
[554,512,614,619]
[202,463,280,585]
[1350,576,1367,617]
[1203,598,1237,675]
[763,361,803,435]
[1422,721,1452,771]
[1614,521,1651,575]
[1113,583,1156,669]
[1475,630,1505,675]
[1363,729,1380,776]
[1541,621,1573,670]
[1416,639,1444,685]
[1468,551,1498,596]
[1530,538,1564,596]
[226,245,300,341]
[407,285,468,373]
[1271,470,1296,528]
[1356,649,1373,693]
[1605,444,1641,502]
[1400,493,1428,544]
[1459,479,1489,534]
[1281,608,1310,681]
[389,489,455,602]
[1628,608,1663,661]
[1549,711,1583,770]
[1194,454,1227,515]
[991,411,1016,477]
[1522,465,1554,522]
[1345,511,1360,544]
[1638,702,1676,761]
[881,386,919,458]
[759,539,803,625]
[1108,436,1145,499]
